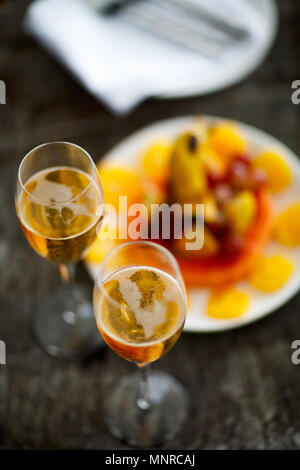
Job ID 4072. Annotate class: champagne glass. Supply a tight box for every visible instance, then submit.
[15,142,104,360]
[93,241,189,447]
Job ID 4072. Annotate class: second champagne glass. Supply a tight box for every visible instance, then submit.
[93,241,189,447]
[15,142,104,360]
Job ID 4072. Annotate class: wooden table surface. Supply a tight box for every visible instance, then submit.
[1,0,300,450]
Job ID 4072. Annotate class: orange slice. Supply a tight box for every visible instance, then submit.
[273,203,300,247]
[208,123,246,160]
[98,166,142,209]
[248,254,293,292]
[253,151,291,193]
[207,286,249,319]
[85,237,121,264]
[140,140,173,186]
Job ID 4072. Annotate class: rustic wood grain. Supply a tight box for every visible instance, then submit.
[0,0,300,450]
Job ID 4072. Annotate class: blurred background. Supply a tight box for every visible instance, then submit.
[1,0,300,450]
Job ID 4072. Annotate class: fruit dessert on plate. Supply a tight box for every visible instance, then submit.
[167,121,273,288]
[86,118,299,323]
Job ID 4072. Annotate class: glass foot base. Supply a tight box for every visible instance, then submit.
[105,370,189,447]
[34,284,104,360]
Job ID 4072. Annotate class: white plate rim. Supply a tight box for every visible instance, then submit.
[158,0,279,99]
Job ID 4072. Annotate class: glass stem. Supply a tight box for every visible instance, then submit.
[59,263,76,285]
[136,364,151,411]
[58,264,77,325]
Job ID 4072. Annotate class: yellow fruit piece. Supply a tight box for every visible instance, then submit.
[98,166,142,209]
[253,151,291,193]
[207,287,249,319]
[140,140,173,185]
[170,132,207,204]
[225,190,257,234]
[85,237,120,264]
[85,217,123,263]
[142,180,167,217]
[203,194,219,224]
[201,142,228,178]
[208,123,246,160]
[201,227,220,257]
[273,203,300,247]
[248,254,293,292]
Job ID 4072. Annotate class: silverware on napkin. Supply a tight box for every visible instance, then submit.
[84,0,250,58]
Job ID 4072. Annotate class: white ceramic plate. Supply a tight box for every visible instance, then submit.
[86,116,300,332]
[160,0,278,99]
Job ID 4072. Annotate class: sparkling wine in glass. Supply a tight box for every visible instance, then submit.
[16,142,104,359]
[93,241,189,447]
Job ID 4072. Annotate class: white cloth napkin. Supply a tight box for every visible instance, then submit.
[24,0,271,115]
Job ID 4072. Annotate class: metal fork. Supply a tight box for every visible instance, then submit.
[84,0,250,58]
